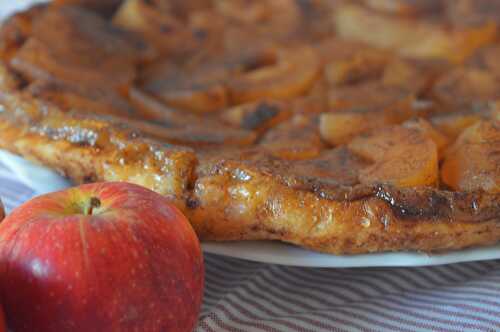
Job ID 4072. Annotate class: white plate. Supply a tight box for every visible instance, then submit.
[2,149,500,267]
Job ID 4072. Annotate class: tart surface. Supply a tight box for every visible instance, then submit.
[0,0,499,254]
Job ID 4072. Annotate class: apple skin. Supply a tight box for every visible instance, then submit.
[0,303,6,332]
[0,182,204,332]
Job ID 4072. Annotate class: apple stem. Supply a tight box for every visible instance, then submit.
[84,197,101,215]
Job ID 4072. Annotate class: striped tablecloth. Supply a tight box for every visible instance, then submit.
[1,162,500,331]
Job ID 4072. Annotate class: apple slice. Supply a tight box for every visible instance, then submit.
[493,105,500,121]
[0,63,20,91]
[319,111,383,146]
[348,126,439,187]
[214,0,301,41]
[141,59,229,113]
[362,0,440,16]
[0,3,46,61]
[113,0,202,57]
[430,112,483,139]
[27,80,137,119]
[448,0,500,30]
[334,4,496,62]
[144,123,257,147]
[323,84,418,146]
[220,100,290,132]
[53,0,123,16]
[432,68,499,112]
[441,120,500,193]
[287,147,369,188]
[324,48,389,86]
[467,45,500,75]
[403,118,450,154]
[128,87,200,125]
[327,80,416,112]
[227,46,321,104]
[11,38,135,91]
[141,50,274,114]
[146,80,227,114]
[260,114,324,160]
[10,6,153,92]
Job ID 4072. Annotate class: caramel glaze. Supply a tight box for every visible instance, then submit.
[0,1,499,254]
[188,154,500,254]
[0,91,499,254]
[0,90,197,209]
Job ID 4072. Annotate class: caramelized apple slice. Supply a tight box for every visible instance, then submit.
[27,80,137,119]
[327,81,417,116]
[11,38,134,93]
[113,0,200,56]
[259,114,324,160]
[142,60,229,113]
[493,104,500,121]
[403,118,450,154]
[324,48,389,86]
[147,81,227,114]
[319,111,382,146]
[0,3,47,60]
[447,0,500,28]
[53,0,123,16]
[129,87,198,124]
[441,121,500,193]
[430,112,483,139]
[334,4,496,62]
[0,64,20,91]
[290,82,328,115]
[214,0,302,41]
[33,6,154,63]
[348,126,439,187]
[227,46,320,104]
[10,6,152,91]
[381,58,442,93]
[125,88,257,146]
[220,100,290,132]
[285,147,369,189]
[141,50,275,113]
[362,0,440,16]
[144,46,319,112]
[432,68,499,112]
[109,117,257,147]
[466,45,500,75]
[322,57,436,146]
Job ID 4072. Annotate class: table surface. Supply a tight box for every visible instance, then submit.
[1,2,500,331]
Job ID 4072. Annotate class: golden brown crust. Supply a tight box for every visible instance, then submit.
[1,92,498,254]
[0,91,197,208]
[188,161,500,253]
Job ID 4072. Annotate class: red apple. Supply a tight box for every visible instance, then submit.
[0,303,6,332]
[0,182,204,332]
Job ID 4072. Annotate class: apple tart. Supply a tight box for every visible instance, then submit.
[0,0,498,254]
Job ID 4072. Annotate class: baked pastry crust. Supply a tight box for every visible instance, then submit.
[0,0,499,254]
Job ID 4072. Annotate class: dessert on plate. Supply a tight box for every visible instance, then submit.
[0,0,498,254]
